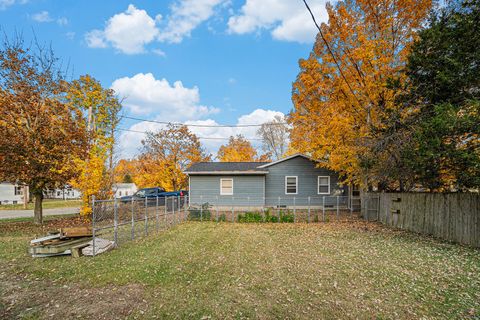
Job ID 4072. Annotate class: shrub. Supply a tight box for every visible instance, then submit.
[279,210,294,223]
[238,211,263,223]
[217,213,226,222]
[263,210,278,223]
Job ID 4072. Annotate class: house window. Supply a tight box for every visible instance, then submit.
[14,186,23,196]
[285,176,298,195]
[318,176,330,194]
[220,179,233,195]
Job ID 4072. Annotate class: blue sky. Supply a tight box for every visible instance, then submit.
[0,0,328,158]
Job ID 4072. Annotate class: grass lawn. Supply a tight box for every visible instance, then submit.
[0,199,81,210]
[1,218,479,319]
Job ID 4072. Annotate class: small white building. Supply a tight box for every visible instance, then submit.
[112,183,138,198]
[44,186,81,200]
[0,182,26,205]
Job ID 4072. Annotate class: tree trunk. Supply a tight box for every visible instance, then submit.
[33,190,43,225]
[23,185,29,209]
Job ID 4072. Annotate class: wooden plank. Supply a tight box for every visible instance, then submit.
[29,237,92,255]
[61,227,92,238]
[30,234,61,245]
[71,243,90,258]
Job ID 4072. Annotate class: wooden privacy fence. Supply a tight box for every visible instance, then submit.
[362,192,480,248]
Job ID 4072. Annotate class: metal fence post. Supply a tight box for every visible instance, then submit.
[184,195,187,221]
[114,197,118,247]
[172,196,176,225]
[200,195,203,221]
[350,196,353,216]
[308,196,311,223]
[156,196,159,232]
[262,197,265,222]
[322,196,326,222]
[164,196,167,227]
[232,197,235,223]
[216,196,219,222]
[144,196,148,236]
[293,197,296,223]
[336,196,340,220]
[131,197,135,240]
[92,195,96,257]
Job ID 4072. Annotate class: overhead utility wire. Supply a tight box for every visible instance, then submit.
[116,128,264,141]
[122,115,288,128]
[301,0,364,109]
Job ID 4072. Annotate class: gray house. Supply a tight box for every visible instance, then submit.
[185,154,355,208]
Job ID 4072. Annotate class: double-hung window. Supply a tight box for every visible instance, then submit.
[220,178,233,195]
[14,186,23,196]
[285,176,298,195]
[318,176,330,194]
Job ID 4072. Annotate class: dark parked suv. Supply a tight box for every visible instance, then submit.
[120,187,189,208]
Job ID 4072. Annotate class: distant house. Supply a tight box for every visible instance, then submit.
[185,153,357,208]
[44,185,81,200]
[112,183,138,198]
[0,182,26,205]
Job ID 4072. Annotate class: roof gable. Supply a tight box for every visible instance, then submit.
[256,153,317,168]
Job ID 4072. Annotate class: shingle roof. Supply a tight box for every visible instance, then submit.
[185,162,269,174]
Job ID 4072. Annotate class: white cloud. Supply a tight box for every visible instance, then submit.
[152,48,166,57]
[85,29,107,48]
[0,0,27,10]
[227,0,327,43]
[85,4,160,54]
[66,32,75,40]
[85,1,228,54]
[157,0,227,43]
[32,11,53,23]
[111,73,219,119]
[57,17,68,26]
[118,108,285,159]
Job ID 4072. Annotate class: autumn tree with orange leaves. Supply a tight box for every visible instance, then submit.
[0,36,88,224]
[290,0,432,189]
[137,124,210,191]
[68,75,122,216]
[217,135,260,162]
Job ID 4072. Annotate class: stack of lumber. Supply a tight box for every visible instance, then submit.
[29,227,93,258]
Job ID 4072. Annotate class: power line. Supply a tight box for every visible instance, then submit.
[116,128,264,141]
[122,115,287,128]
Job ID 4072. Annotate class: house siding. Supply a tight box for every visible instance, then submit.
[264,156,348,206]
[0,183,24,205]
[189,175,265,206]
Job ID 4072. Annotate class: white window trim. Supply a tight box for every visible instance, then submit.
[220,178,233,195]
[285,176,298,195]
[318,176,330,195]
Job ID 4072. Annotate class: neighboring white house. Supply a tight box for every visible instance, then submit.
[0,182,26,205]
[112,183,138,198]
[44,185,81,200]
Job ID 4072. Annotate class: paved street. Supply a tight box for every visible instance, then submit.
[0,207,79,219]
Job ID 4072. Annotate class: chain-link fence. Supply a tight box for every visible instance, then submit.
[91,195,188,256]
[91,195,360,255]
[187,195,358,223]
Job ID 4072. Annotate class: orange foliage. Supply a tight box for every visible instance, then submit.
[217,135,259,162]
[290,0,432,186]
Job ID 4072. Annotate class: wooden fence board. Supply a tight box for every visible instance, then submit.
[362,192,480,248]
